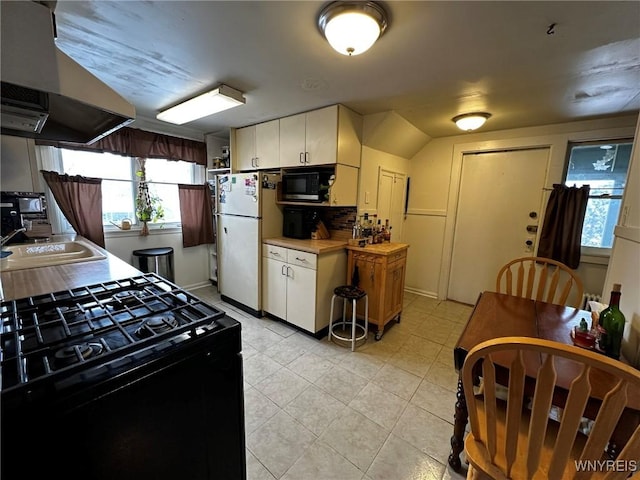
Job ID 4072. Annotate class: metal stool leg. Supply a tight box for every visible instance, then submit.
[328,294,336,342]
[350,298,356,351]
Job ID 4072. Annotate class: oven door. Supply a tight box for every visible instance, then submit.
[1,334,246,480]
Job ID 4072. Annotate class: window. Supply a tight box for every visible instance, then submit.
[564,139,632,250]
[60,149,201,227]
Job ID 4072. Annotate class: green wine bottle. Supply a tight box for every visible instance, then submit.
[599,283,626,359]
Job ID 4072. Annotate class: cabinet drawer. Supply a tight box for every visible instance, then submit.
[388,250,407,264]
[287,249,317,270]
[263,244,287,261]
[352,252,384,264]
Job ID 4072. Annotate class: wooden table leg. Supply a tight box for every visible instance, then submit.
[448,376,468,472]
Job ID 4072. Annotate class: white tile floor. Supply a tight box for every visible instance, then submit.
[191,285,472,480]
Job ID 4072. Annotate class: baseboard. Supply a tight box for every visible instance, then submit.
[221,295,262,318]
[404,287,439,299]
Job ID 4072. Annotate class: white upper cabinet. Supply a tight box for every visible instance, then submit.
[233,119,279,171]
[279,105,362,168]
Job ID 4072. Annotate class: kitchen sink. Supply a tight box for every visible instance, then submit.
[0,240,106,271]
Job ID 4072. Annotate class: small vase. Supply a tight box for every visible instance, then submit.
[140,221,149,236]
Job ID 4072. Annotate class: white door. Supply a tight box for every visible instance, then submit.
[279,113,306,167]
[377,168,407,241]
[218,215,260,310]
[286,264,317,333]
[217,173,260,217]
[255,120,279,169]
[448,148,549,305]
[235,125,256,171]
[262,257,287,319]
[305,105,337,166]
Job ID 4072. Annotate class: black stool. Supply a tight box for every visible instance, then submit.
[328,285,368,351]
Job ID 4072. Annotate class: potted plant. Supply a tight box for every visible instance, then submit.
[135,159,165,236]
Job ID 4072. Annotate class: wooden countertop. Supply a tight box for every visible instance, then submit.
[1,235,142,301]
[345,242,409,255]
[264,237,348,255]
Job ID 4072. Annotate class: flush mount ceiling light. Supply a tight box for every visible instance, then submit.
[452,112,492,131]
[156,85,245,125]
[318,1,388,56]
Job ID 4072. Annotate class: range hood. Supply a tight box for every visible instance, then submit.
[1,1,135,144]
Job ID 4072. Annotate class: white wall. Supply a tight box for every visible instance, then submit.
[603,116,640,366]
[104,229,211,289]
[402,115,638,301]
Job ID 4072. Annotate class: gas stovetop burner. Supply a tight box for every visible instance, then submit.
[1,273,228,390]
[113,290,144,302]
[43,305,73,317]
[54,342,104,366]
[135,314,179,338]
[102,289,146,308]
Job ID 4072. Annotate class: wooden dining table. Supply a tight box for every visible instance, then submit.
[447,291,640,472]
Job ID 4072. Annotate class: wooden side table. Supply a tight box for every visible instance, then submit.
[346,243,409,340]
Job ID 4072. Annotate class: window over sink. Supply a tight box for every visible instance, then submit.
[42,148,203,232]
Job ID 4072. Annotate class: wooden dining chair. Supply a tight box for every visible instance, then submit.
[462,337,640,480]
[496,256,584,308]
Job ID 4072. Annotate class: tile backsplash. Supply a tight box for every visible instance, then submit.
[319,207,356,239]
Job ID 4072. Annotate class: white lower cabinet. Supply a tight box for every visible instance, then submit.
[262,244,346,335]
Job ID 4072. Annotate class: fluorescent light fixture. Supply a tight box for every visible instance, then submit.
[156,85,245,125]
[318,1,388,56]
[452,112,491,131]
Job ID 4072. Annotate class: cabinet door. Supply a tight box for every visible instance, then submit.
[286,264,317,333]
[352,254,382,325]
[305,106,337,166]
[279,113,306,167]
[235,126,256,171]
[263,257,287,319]
[255,120,279,169]
[328,164,358,206]
[383,259,405,321]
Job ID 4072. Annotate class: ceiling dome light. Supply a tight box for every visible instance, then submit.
[452,112,492,131]
[318,1,388,56]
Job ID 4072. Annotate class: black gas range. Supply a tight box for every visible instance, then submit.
[1,273,246,480]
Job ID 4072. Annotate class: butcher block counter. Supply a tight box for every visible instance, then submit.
[345,242,409,340]
[263,237,348,255]
[0,235,141,301]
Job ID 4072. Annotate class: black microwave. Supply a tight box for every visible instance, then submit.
[282,171,328,202]
[283,207,317,239]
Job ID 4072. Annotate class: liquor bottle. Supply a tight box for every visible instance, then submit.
[599,283,626,359]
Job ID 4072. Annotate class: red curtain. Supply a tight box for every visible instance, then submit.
[41,170,106,248]
[178,184,213,248]
[36,127,207,166]
[537,184,590,269]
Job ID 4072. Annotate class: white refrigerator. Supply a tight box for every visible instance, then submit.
[217,172,282,315]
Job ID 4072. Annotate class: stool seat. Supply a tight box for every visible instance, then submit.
[329,285,368,351]
[333,285,366,300]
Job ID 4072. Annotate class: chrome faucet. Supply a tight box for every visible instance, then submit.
[1,228,26,248]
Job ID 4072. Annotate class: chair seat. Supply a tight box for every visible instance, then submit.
[465,399,608,479]
[333,285,366,300]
